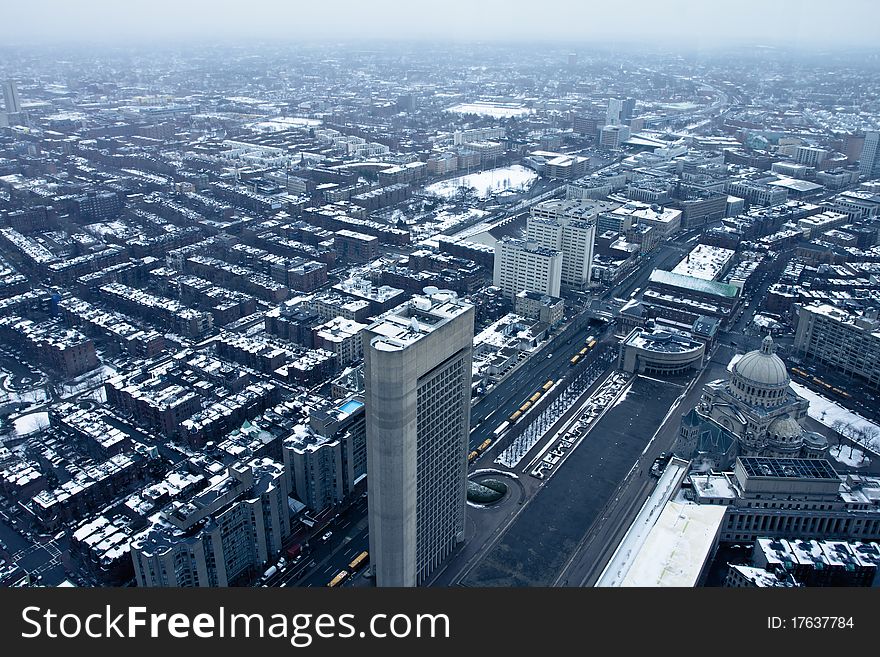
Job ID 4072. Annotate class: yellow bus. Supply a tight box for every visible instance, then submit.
[579,347,588,356]
[520,401,532,412]
[529,392,542,403]
[327,570,349,587]
[349,551,369,571]
[542,380,554,392]
[570,355,581,366]
[509,410,522,422]
[587,339,597,349]
[468,450,479,462]
[478,438,492,452]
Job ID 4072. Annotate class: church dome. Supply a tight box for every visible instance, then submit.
[767,414,802,443]
[733,335,789,388]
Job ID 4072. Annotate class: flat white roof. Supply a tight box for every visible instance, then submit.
[671,243,735,281]
[768,178,823,192]
[691,472,738,500]
[597,457,731,588]
[616,502,726,587]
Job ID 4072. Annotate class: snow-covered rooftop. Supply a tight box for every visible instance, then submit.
[670,244,735,281]
[613,502,727,587]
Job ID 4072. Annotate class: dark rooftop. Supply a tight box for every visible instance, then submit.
[738,457,839,481]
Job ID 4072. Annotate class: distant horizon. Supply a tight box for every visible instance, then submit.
[4,0,880,50]
[2,34,880,57]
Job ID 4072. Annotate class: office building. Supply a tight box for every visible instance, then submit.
[3,80,20,114]
[795,146,827,167]
[600,124,631,149]
[618,326,705,376]
[725,179,788,207]
[493,238,563,299]
[670,244,735,281]
[528,199,617,289]
[283,397,367,513]
[606,98,623,126]
[364,290,474,586]
[621,98,636,122]
[794,303,880,390]
[686,457,880,544]
[573,114,599,137]
[860,131,880,179]
[514,290,564,326]
[608,456,880,587]
[131,458,289,587]
[603,201,683,239]
[643,268,741,326]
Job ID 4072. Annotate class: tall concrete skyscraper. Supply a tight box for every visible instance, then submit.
[621,97,636,122]
[364,290,474,587]
[3,80,21,114]
[860,131,880,179]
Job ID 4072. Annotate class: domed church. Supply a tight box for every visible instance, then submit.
[676,335,828,469]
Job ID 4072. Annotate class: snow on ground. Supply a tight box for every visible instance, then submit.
[411,207,489,240]
[0,387,49,406]
[246,117,322,131]
[611,385,632,409]
[445,103,533,118]
[790,381,880,452]
[495,369,618,469]
[658,101,701,111]
[471,468,519,479]
[424,165,537,200]
[13,411,49,436]
[828,445,870,468]
[60,364,116,398]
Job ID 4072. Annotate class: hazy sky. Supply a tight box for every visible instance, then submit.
[5,0,880,48]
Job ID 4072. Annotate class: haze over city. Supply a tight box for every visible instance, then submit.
[4,0,880,48]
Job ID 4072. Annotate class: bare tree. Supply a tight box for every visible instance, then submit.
[861,425,878,449]
[849,428,863,459]
[855,425,879,462]
[831,419,846,447]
